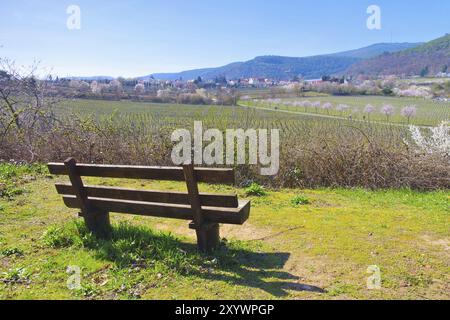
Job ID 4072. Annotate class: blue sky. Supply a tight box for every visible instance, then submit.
[1,0,449,77]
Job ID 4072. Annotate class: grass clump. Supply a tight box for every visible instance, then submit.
[0,247,24,257]
[245,183,267,197]
[77,283,102,298]
[1,267,30,284]
[42,223,84,248]
[290,194,311,206]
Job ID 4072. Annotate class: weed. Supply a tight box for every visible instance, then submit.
[76,282,101,298]
[402,273,433,287]
[42,223,83,248]
[290,195,311,206]
[0,247,24,257]
[1,267,30,284]
[245,183,267,197]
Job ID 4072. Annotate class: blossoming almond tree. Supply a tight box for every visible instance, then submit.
[312,101,321,113]
[302,100,312,112]
[381,104,394,122]
[322,102,332,115]
[401,105,417,124]
[364,104,375,121]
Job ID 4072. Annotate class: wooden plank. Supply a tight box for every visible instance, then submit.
[62,196,250,225]
[208,200,250,225]
[183,164,215,251]
[63,158,111,237]
[63,158,89,215]
[47,163,235,184]
[183,164,204,226]
[55,183,239,208]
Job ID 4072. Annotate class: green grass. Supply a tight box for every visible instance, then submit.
[0,169,448,300]
[0,162,46,200]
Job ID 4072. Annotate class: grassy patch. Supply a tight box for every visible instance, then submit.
[0,162,46,200]
[42,220,202,273]
[0,176,449,300]
[34,219,290,299]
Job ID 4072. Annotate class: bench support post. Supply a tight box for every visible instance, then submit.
[183,164,220,252]
[64,158,111,238]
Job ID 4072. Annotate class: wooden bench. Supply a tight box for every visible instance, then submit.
[47,158,250,252]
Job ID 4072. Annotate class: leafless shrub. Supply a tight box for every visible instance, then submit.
[0,59,61,161]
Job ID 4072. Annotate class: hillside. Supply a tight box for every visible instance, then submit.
[149,56,359,81]
[145,43,420,81]
[346,34,450,77]
[329,42,421,59]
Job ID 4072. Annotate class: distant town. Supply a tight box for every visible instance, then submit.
[47,70,450,106]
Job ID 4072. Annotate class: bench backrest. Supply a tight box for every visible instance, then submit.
[48,163,235,184]
[48,159,250,225]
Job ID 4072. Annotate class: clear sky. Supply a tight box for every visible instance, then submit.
[1,0,449,78]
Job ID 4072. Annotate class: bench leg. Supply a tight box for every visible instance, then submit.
[82,210,111,239]
[196,223,220,252]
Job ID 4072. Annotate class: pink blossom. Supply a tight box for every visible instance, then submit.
[302,100,312,107]
[364,104,375,114]
[401,105,417,118]
[381,104,395,121]
[381,104,394,116]
[312,101,321,112]
[401,105,417,123]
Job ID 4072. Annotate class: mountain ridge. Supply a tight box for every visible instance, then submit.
[346,34,450,76]
[143,42,421,81]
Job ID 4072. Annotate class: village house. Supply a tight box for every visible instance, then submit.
[305,79,324,85]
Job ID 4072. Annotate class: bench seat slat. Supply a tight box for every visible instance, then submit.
[62,196,250,225]
[48,163,234,185]
[55,183,239,208]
